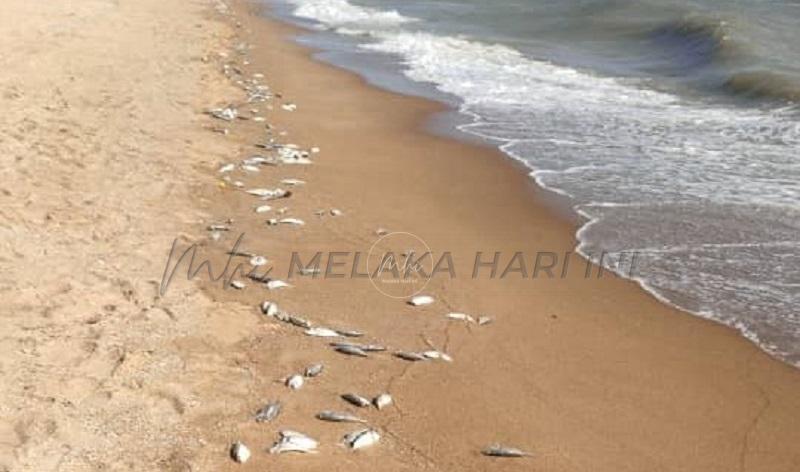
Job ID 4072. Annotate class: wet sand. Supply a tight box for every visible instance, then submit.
[1,0,799,470]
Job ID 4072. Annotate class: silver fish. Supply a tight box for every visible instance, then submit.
[394,351,428,362]
[344,428,380,450]
[330,342,385,352]
[334,345,368,357]
[269,430,318,454]
[336,329,364,338]
[305,327,341,338]
[286,374,304,390]
[287,315,312,329]
[481,445,531,458]
[254,401,282,423]
[230,441,251,463]
[341,393,371,408]
[316,410,366,423]
[373,393,393,410]
[260,301,279,317]
[304,363,324,378]
[477,316,493,326]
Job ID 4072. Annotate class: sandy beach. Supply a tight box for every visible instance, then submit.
[1,0,799,471]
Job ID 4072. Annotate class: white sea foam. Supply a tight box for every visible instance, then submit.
[286,0,414,29]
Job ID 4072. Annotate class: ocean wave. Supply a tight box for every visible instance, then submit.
[286,0,415,29]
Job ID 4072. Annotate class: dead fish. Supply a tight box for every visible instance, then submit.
[208,107,238,121]
[305,327,341,338]
[316,410,366,423]
[250,255,268,267]
[266,279,291,290]
[481,445,532,458]
[422,350,453,362]
[246,188,290,200]
[344,428,380,450]
[230,441,251,463]
[241,164,260,172]
[373,393,393,410]
[269,430,318,454]
[477,316,493,326]
[229,280,246,290]
[447,312,476,323]
[285,374,304,390]
[281,103,297,111]
[330,209,343,216]
[336,329,364,338]
[333,345,368,358]
[281,178,305,186]
[279,217,305,226]
[254,205,272,213]
[218,163,235,173]
[375,228,389,236]
[341,393,372,408]
[261,301,279,317]
[394,351,428,362]
[207,224,229,231]
[304,363,324,377]
[287,315,312,329]
[254,401,282,423]
[408,295,434,306]
[311,147,321,153]
[330,342,384,352]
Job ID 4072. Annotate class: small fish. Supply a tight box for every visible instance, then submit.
[246,188,291,200]
[299,267,321,276]
[286,374,304,390]
[394,351,428,362]
[305,327,341,338]
[477,316,493,326]
[254,401,282,423]
[266,279,291,290]
[207,224,229,232]
[446,312,475,323]
[218,163,235,173]
[481,445,532,458]
[281,178,305,186]
[254,205,272,213]
[316,410,366,423]
[230,441,251,463]
[334,345,368,357]
[281,103,297,112]
[344,428,381,450]
[287,315,312,329]
[336,329,364,338]
[269,430,318,454]
[208,107,238,121]
[229,280,246,290]
[422,350,453,362]
[341,393,372,408]
[330,209,343,216]
[261,301,279,317]
[241,164,260,172]
[408,295,434,306]
[304,363,324,377]
[279,217,305,226]
[373,393,392,410]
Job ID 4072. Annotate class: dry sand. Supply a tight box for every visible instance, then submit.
[1,0,799,471]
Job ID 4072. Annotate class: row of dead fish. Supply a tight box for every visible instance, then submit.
[206,31,530,465]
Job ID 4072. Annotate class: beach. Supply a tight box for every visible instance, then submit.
[1,0,799,471]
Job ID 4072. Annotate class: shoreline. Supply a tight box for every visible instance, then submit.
[190,1,800,471]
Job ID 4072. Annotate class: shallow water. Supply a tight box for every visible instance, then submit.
[267,0,800,366]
